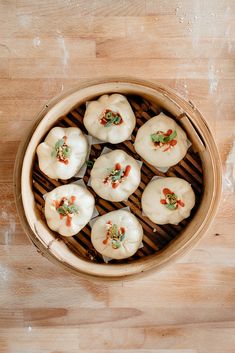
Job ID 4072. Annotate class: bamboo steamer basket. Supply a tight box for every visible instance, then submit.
[14,78,222,278]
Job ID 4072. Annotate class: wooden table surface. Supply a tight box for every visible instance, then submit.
[0,1,235,352]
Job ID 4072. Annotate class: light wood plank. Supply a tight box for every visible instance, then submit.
[0,325,234,352]
[0,37,96,59]
[16,0,147,17]
[6,16,126,38]
[9,58,235,79]
[97,38,235,59]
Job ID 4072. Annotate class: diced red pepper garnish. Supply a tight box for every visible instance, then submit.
[53,195,78,228]
[58,157,69,165]
[160,199,167,204]
[177,200,185,207]
[66,216,72,227]
[57,137,69,164]
[70,195,76,203]
[99,109,123,126]
[170,139,177,146]
[161,187,185,210]
[100,118,106,125]
[120,227,125,234]
[165,129,173,136]
[124,165,131,177]
[103,222,125,248]
[152,129,177,152]
[115,163,121,170]
[53,200,60,208]
[103,176,109,184]
[112,182,119,189]
[163,188,173,195]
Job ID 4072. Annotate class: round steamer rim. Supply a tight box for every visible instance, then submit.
[14,77,222,279]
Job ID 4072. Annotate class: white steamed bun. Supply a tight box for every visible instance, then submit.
[134,113,188,169]
[83,94,136,144]
[141,177,195,225]
[90,149,141,202]
[44,184,95,237]
[91,210,143,259]
[37,126,88,180]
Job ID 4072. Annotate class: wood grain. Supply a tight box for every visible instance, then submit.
[0,0,234,352]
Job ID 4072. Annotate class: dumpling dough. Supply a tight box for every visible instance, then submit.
[134,113,188,169]
[141,177,195,225]
[37,127,88,180]
[44,184,95,237]
[91,210,143,260]
[90,149,141,202]
[83,94,136,143]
